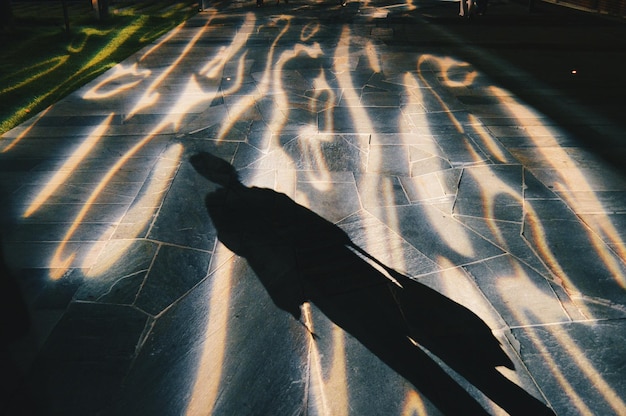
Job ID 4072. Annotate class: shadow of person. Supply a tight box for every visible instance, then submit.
[190,152,555,416]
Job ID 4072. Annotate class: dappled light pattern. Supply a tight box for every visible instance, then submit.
[1,2,625,415]
[0,0,197,134]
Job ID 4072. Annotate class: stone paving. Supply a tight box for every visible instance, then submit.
[1,0,626,415]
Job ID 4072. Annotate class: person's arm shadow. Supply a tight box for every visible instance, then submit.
[191,152,555,416]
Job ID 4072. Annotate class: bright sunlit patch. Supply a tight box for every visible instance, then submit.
[216,15,291,142]
[265,42,323,144]
[521,321,596,416]
[334,26,376,139]
[419,54,477,88]
[47,121,167,280]
[304,302,350,416]
[314,73,336,125]
[81,18,147,79]
[138,19,187,60]
[23,114,114,218]
[298,130,333,190]
[185,244,235,416]
[301,21,320,42]
[46,11,242,280]
[365,41,381,73]
[83,63,151,100]
[401,71,475,259]
[416,55,464,133]
[401,390,428,416]
[1,107,52,153]
[467,114,508,163]
[490,85,626,288]
[466,166,518,246]
[127,15,214,119]
[554,182,626,289]
[12,5,623,413]
[298,74,337,188]
[548,321,626,414]
[0,56,68,96]
[523,203,574,289]
[161,74,219,131]
[83,143,183,277]
[200,13,255,79]
[68,27,112,54]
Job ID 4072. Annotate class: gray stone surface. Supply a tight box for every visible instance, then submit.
[2,0,626,415]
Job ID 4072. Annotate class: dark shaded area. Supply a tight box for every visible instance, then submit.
[0,234,34,416]
[191,152,556,415]
[0,0,12,29]
[408,0,626,174]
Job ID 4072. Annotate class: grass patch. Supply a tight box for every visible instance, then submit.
[0,0,198,135]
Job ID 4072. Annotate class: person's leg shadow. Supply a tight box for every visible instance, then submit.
[190,151,555,416]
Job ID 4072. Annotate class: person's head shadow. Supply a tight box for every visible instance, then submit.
[191,151,555,415]
[190,152,244,189]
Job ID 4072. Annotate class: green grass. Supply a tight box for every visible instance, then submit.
[0,1,198,134]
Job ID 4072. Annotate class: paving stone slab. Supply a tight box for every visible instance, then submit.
[25,302,150,415]
[512,320,626,416]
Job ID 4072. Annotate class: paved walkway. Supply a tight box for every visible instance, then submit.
[2,0,626,414]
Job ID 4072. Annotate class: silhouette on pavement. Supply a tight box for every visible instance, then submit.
[190,151,556,415]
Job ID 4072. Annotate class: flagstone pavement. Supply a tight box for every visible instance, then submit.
[2,0,626,414]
